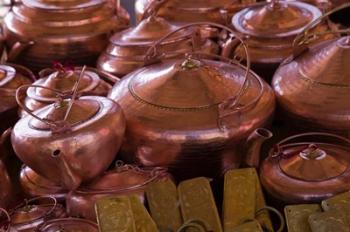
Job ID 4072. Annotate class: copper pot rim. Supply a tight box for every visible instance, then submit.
[37,217,98,231]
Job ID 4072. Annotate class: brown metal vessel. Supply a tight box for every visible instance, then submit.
[0,63,35,133]
[20,166,67,202]
[66,164,169,220]
[272,4,350,135]
[257,132,350,204]
[20,66,116,117]
[37,218,98,232]
[3,0,130,71]
[0,197,66,232]
[224,0,330,80]
[108,23,275,180]
[11,76,126,190]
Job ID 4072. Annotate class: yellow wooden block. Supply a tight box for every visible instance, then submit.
[284,204,321,232]
[129,195,158,232]
[231,220,263,232]
[321,191,350,211]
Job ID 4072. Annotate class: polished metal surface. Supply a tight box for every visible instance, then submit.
[37,218,98,232]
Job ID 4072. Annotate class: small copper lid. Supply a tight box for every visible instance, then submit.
[37,218,98,232]
[232,1,321,38]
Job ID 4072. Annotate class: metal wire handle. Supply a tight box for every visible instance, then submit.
[0,208,11,232]
[11,196,58,220]
[255,206,285,232]
[176,219,212,232]
[144,22,251,111]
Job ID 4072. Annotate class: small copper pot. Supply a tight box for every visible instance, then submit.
[66,164,169,220]
[37,218,98,232]
[0,197,66,232]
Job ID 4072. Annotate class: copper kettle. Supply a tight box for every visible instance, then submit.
[0,63,35,133]
[0,197,66,232]
[11,69,126,190]
[272,3,350,136]
[256,132,350,204]
[66,164,169,220]
[3,0,130,71]
[223,0,332,80]
[108,23,275,180]
[20,66,117,117]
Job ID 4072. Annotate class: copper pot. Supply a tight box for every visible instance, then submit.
[0,197,66,232]
[272,3,350,135]
[97,14,218,77]
[20,166,67,202]
[0,63,35,133]
[223,0,332,80]
[258,132,350,204]
[66,164,169,220]
[11,72,126,190]
[37,218,98,232]
[108,23,275,180]
[3,0,130,71]
[20,66,117,117]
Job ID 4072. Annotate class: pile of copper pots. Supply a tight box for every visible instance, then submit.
[0,0,350,229]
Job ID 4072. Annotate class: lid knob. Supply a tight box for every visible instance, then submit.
[181,57,202,70]
[300,144,327,160]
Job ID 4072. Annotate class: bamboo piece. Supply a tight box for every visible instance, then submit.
[284,204,321,232]
[129,195,158,232]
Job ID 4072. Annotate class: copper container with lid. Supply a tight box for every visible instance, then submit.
[272,3,350,136]
[3,0,130,71]
[223,0,331,80]
[20,66,117,117]
[20,166,67,202]
[0,197,66,232]
[108,23,275,180]
[11,70,126,190]
[258,132,350,204]
[66,164,169,220]
[0,63,35,133]
[37,218,98,232]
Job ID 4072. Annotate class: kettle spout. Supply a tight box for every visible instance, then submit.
[244,128,273,168]
[52,149,82,190]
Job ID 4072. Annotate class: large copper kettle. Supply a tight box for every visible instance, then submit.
[256,132,350,204]
[11,71,126,190]
[3,0,130,71]
[66,164,169,220]
[272,4,350,136]
[20,66,117,117]
[223,0,331,80]
[97,11,219,77]
[0,63,35,133]
[108,23,275,180]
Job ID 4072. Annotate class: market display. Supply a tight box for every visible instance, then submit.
[0,0,349,231]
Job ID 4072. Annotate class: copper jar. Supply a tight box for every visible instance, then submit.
[12,80,126,190]
[0,197,66,232]
[37,218,98,232]
[3,0,130,71]
[0,63,35,133]
[108,23,275,180]
[223,0,331,80]
[66,164,169,220]
[20,66,116,117]
[259,132,350,204]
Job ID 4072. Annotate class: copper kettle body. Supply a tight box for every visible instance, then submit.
[3,0,130,71]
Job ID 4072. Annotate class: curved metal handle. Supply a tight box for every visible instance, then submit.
[256,206,285,232]
[6,63,37,81]
[12,196,58,220]
[141,0,168,20]
[177,219,211,232]
[7,41,35,62]
[0,208,11,232]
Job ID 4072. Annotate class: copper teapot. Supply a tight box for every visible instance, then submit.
[0,63,35,133]
[11,71,126,190]
[257,132,350,204]
[3,0,130,71]
[20,65,117,117]
[0,197,66,232]
[97,5,219,77]
[66,164,169,220]
[272,3,350,136]
[37,218,98,232]
[108,23,275,180]
[223,0,332,80]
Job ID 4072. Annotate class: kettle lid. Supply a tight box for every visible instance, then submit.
[232,1,321,38]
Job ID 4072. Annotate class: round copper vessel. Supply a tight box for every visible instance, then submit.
[20,66,115,117]
[12,76,126,190]
[97,14,217,77]
[37,218,98,232]
[0,197,66,232]
[0,63,35,133]
[135,0,257,25]
[3,0,130,71]
[108,23,275,180]
[260,132,350,204]
[225,0,330,80]
[20,166,67,202]
[66,164,169,220]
